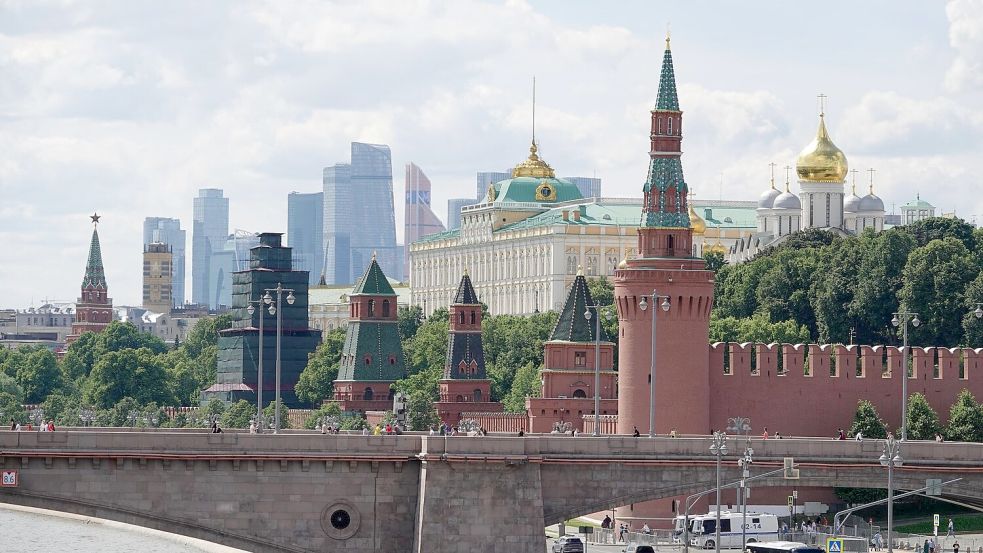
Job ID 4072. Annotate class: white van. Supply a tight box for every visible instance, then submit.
[678,511,780,549]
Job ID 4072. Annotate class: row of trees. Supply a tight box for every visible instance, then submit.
[849,390,983,442]
[712,218,983,347]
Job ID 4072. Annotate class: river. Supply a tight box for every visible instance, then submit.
[0,503,248,552]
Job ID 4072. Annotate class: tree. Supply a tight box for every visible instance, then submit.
[304,402,343,430]
[849,229,916,345]
[899,238,978,347]
[810,238,862,343]
[397,305,424,341]
[263,400,290,430]
[708,313,810,345]
[99,321,168,355]
[713,258,774,318]
[586,277,614,306]
[106,397,143,427]
[901,217,976,251]
[962,272,983,347]
[405,392,439,431]
[703,250,725,273]
[295,327,347,405]
[0,368,23,401]
[222,400,257,429]
[502,362,541,413]
[946,389,983,442]
[61,331,101,381]
[0,391,27,424]
[756,249,819,337]
[904,392,942,440]
[483,311,556,400]
[394,365,441,402]
[16,347,64,403]
[834,487,886,505]
[849,400,887,439]
[83,348,174,408]
[403,309,449,375]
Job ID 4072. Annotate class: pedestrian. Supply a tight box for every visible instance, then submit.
[633,426,640,437]
[602,515,612,529]
[518,429,525,437]
[14,421,21,431]
[953,542,959,553]
[936,433,945,443]
[9,418,15,431]
[837,428,846,440]
[211,421,223,433]
[776,431,783,439]
[373,424,381,436]
[361,426,369,436]
[619,524,627,543]
[924,539,931,553]
[384,423,393,434]
[249,419,257,433]
[642,522,651,535]
[39,420,47,432]
[948,518,955,538]
[47,420,55,432]
[762,426,769,439]
[855,430,863,441]
[428,426,435,436]
[571,428,578,437]
[874,531,883,551]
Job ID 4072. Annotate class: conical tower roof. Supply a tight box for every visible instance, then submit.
[655,38,680,111]
[549,272,610,343]
[81,226,108,289]
[453,270,479,305]
[351,254,395,296]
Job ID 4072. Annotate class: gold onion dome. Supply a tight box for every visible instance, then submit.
[511,141,555,178]
[706,241,727,255]
[688,204,706,235]
[795,114,848,183]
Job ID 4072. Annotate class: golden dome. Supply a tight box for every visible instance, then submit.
[512,141,556,179]
[795,114,848,183]
[706,242,726,255]
[688,204,706,235]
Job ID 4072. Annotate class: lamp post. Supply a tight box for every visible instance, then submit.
[263,283,295,434]
[247,296,275,433]
[738,439,754,549]
[880,435,903,553]
[80,408,95,427]
[584,304,613,436]
[638,291,670,437]
[709,431,728,553]
[891,311,920,441]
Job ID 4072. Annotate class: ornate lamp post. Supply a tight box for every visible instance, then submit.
[30,408,45,429]
[880,435,903,553]
[263,283,295,433]
[738,439,754,548]
[891,311,920,440]
[709,431,728,553]
[638,291,670,437]
[80,408,95,427]
[246,294,276,433]
[584,304,613,436]
[126,410,139,428]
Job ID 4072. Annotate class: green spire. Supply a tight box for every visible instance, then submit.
[655,43,679,111]
[81,227,107,289]
[351,254,395,296]
[549,272,610,343]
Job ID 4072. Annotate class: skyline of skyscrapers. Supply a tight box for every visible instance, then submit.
[475,171,510,201]
[192,188,229,309]
[142,242,173,313]
[563,176,602,198]
[287,192,324,286]
[404,163,446,276]
[142,217,186,307]
[447,198,478,230]
[323,142,400,285]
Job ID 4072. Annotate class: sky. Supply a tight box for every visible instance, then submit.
[1,0,981,308]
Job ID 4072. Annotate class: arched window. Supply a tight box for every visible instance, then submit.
[473,389,482,402]
[667,235,675,251]
[363,387,374,401]
[382,299,390,317]
[470,310,476,325]
[657,118,662,134]
[368,300,375,317]
[459,311,465,325]
[572,389,587,398]
[668,117,673,134]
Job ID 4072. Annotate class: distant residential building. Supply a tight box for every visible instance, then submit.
[900,195,936,224]
[475,171,510,201]
[192,189,229,309]
[447,198,478,230]
[404,163,446,277]
[143,217,186,307]
[323,142,401,285]
[115,306,204,346]
[287,192,324,285]
[4,302,77,346]
[563,176,602,198]
[142,242,173,314]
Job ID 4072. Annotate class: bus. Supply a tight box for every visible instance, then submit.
[676,511,780,549]
[746,541,825,553]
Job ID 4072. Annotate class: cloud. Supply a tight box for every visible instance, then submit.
[945,0,983,92]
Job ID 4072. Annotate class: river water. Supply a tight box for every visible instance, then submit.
[0,503,247,552]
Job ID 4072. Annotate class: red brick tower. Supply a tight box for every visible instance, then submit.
[435,270,502,424]
[614,37,714,437]
[66,213,114,346]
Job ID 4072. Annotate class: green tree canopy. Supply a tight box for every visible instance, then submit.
[222,399,257,429]
[586,276,614,306]
[756,249,819,335]
[709,312,811,345]
[904,392,942,440]
[502,362,541,413]
[83,348,174,408]
[901,217,976,251]
[849,399,888,439]
[946,389,983,442]
[295,327,347,406]
[849,229,916,345]
[899,237,979,347]
[16,347,64,403]
[397,305,424,341]
[403,308,449,376]
[703,250,725,273]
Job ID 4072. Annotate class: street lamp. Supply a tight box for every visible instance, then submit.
[879,435,903,553]
[738,439,754,548]
[975,303,983,320]
[126,410,139,428]
[263,282,295,434]
[709,431,728,553]
[247,294,277,434]
[638,291,670,437]
[80,408,95,427]
[584,304,614,436]
[891,311,920,441]
[30,408,45,429]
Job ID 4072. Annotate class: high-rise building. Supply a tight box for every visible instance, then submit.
[404,163,446,277]
[323,142,400,285]
[142,242,173,314]
[142,217,186,307]
[66,214,114,347]
[446,198,478,230]
[476,171,510,201]
[192,189,229,309]
[562,176,602,198]
[287,192,324,285]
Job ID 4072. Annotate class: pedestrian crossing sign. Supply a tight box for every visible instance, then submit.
[827,538,843,553]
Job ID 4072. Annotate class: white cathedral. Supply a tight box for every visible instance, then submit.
[728,109,886,262]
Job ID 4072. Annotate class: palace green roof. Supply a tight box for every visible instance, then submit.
[351,257,395,296]
[694,205,758,230]
[498,202,641,232]
[491,176,583,204]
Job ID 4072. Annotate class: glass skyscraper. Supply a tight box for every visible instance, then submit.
[323,142,400,285]
[287,192,324,285]
[447,198,478,230]
[192,188,229,308]
[476,171,510,201]
[563,176,603,198]
[142,217,186,307]
[404,163,445,277]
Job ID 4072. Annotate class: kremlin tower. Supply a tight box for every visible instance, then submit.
[66,213,114,346]
[614,37,714,436]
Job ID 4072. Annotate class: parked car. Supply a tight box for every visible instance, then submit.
[623,545,655,553]
[552,535,585,553]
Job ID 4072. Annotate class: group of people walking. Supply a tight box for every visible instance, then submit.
[8,418,55,431]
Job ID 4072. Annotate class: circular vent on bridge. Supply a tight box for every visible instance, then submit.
[321,501,360,540]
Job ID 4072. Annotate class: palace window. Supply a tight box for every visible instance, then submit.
[572,389,587,398]
[382,299,390,317]
[575,351,586,367]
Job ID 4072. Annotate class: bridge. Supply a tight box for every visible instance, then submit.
[1,431,981,553]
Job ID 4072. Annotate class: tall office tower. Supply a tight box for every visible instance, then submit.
[142,242,173,314]
[287,192,324,285]
[323,142,400,285]
[562,176,602,198]
[447,198,478,230]
[404,163,446,277]
[142,217,186,307]
[475,171,510,201]
[191,188,229,309]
